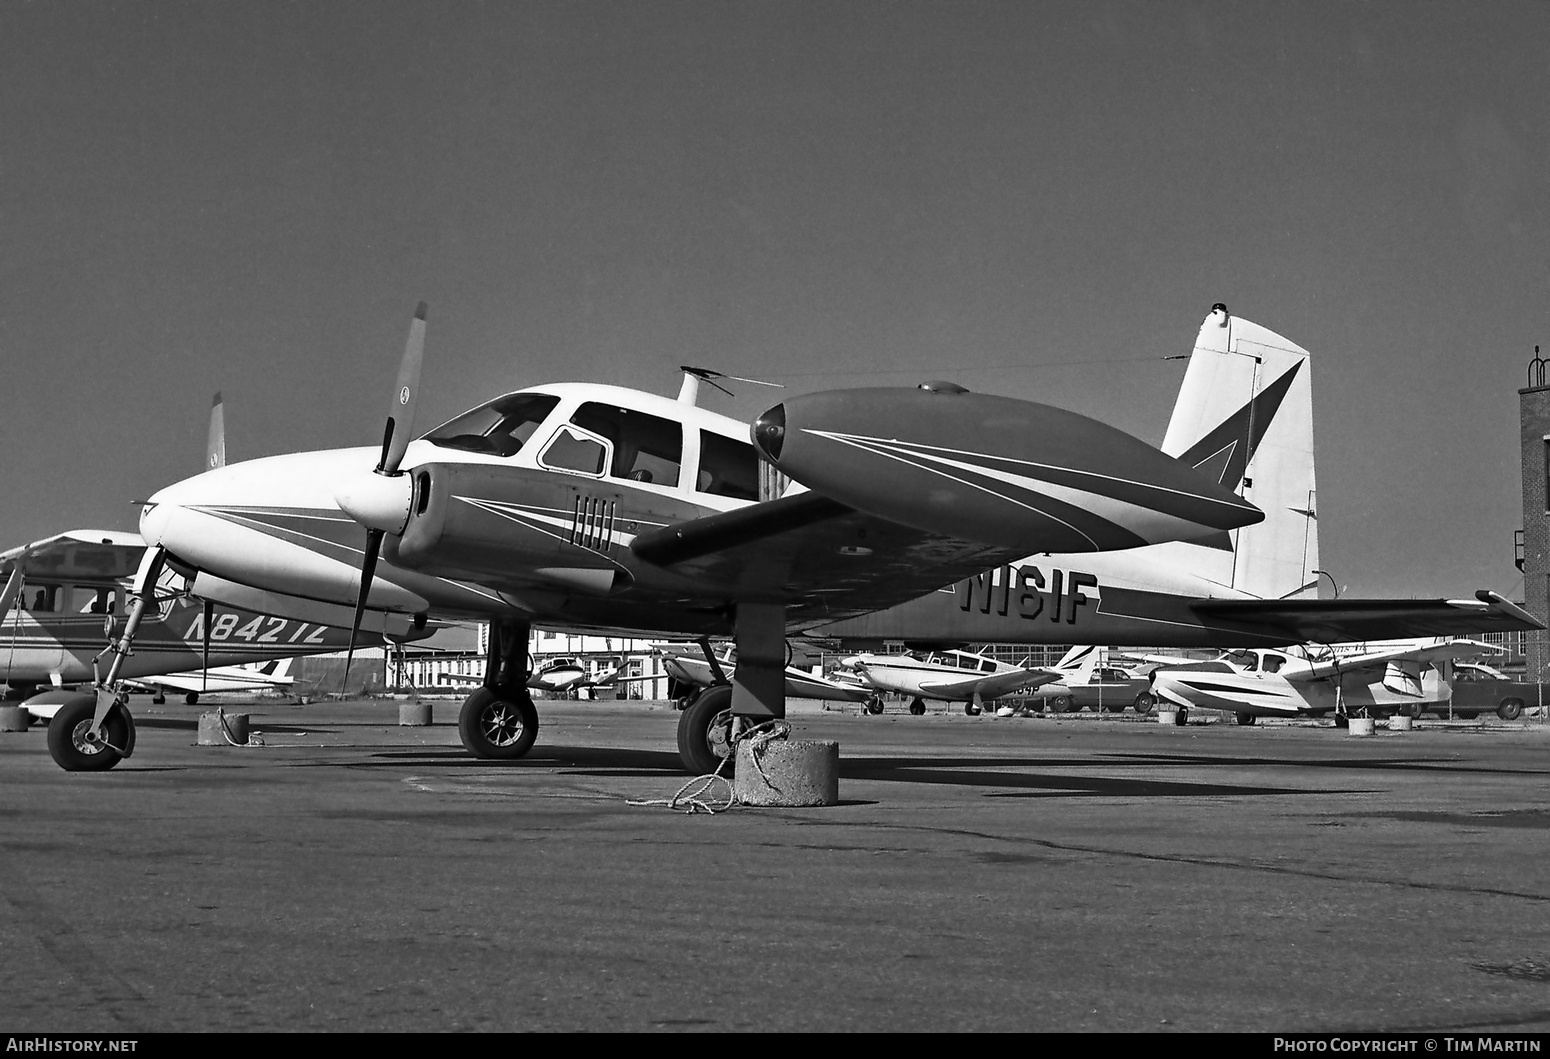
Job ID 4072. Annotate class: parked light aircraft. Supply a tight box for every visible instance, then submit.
[837,645,1087,716]
[809,305,1539,650]
[1148,638,1503,725]
[71,303,1267,774]
[437,654,626,697]
[0,531,396,703]
[22,659,302,721]
[654,641,871,708]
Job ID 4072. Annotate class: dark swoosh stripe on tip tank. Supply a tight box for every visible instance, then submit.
[810,432,1258,525]
[188,506,369,564]
[827,442,1154,550]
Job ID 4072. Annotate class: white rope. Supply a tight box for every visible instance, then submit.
[628,718,791,814]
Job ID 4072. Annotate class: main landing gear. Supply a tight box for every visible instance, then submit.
[458,619,540,761]
[677,684,736,776]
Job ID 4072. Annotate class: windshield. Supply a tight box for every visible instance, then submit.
[423,393,561,457]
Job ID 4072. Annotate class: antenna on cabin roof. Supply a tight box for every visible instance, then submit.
[677,366,783,406]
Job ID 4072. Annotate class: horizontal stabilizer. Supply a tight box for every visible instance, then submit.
[1189,590,1542,642]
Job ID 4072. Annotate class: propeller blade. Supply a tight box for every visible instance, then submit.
[206,392,226,471]
[377,302,427,477]
[201,599,213,693]
[342,528,385,694]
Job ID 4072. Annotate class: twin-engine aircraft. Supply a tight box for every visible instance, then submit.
[57,303,1265,773]
[1147,638,1503,725]
[811,305,1538,651]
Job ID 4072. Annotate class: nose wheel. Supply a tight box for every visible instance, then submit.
[48,693,135,772]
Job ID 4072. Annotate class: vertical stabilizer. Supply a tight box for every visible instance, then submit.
[1159,305,1318,599]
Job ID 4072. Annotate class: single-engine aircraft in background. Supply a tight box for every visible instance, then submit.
[0,530,405,711]
[653,641,871,709]
[60,302,1267,773]
[808,305,1539,652]
[837,644,1091,716]
[1148,638,1504,725]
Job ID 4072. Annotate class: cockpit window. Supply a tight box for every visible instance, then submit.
[698,431,759,501]
[539,425,608,477]
[1226,650,1259,671]
[571,403,684,487]
[423,394,561,457]
[1262,653,1286,674]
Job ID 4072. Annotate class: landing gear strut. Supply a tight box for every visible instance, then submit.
[47,547,164,772]
[458,619,540,760]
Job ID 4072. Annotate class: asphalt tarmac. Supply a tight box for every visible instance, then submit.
[2,696,1548,1033]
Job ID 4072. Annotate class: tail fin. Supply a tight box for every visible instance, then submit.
[1051,644,1100,681]
[1158,305,1318,599]
[205,392,226,471]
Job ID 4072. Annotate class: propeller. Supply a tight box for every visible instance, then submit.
[339,302,428,691]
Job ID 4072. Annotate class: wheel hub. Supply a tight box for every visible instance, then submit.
[480,703,526,747]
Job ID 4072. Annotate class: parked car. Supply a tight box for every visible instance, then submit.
[1029,665,1155,714]
[1417,663,1546,720]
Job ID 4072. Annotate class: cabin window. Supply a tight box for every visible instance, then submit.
[1262,654,1286,674]
[538,425,608,477]
[698,431,760,501]
[423,393,561,457]
[570,403,683,487]
[25,584,59,612]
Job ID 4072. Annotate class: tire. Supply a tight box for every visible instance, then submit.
[1235,712,1257,727]
[1173,708,1188,727]
[1048,694,1072,714]
[866,696,885,715]
[964,702,981,716]
[1334,714,1349,728]
[1498,698,1524,721]
[1456,711,1479,720]
[458,687,540,760]
[909,698,926,716]
[1401,703,1424,719]
[47,694,132,772]
[676,685,735,775]
[152,693,166,705]
[185,692,200,706]
[1132,692,1154,715]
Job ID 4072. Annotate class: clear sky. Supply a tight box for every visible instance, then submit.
[3,1,1546,598]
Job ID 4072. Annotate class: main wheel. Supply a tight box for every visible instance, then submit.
[1132,692,1154,715]
[458,687,539,760]
[48,694,132,772]
[185,691,200,705]
[1048,694,1072,714]
[909,697,926,716]
[1235,711,1257,726]
[866,696,885,715]
[1498,698,1524,721]
[964,701,981,716]
[677,685,735,775]
[1401,703,1424,719]
[1173,707,1188,727]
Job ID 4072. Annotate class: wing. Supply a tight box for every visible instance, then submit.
[1286,639,1502,683]
[1189,592,1541,642]
[917,667,1061,700]
[631,492,1029,626]
[1,530,145,582]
